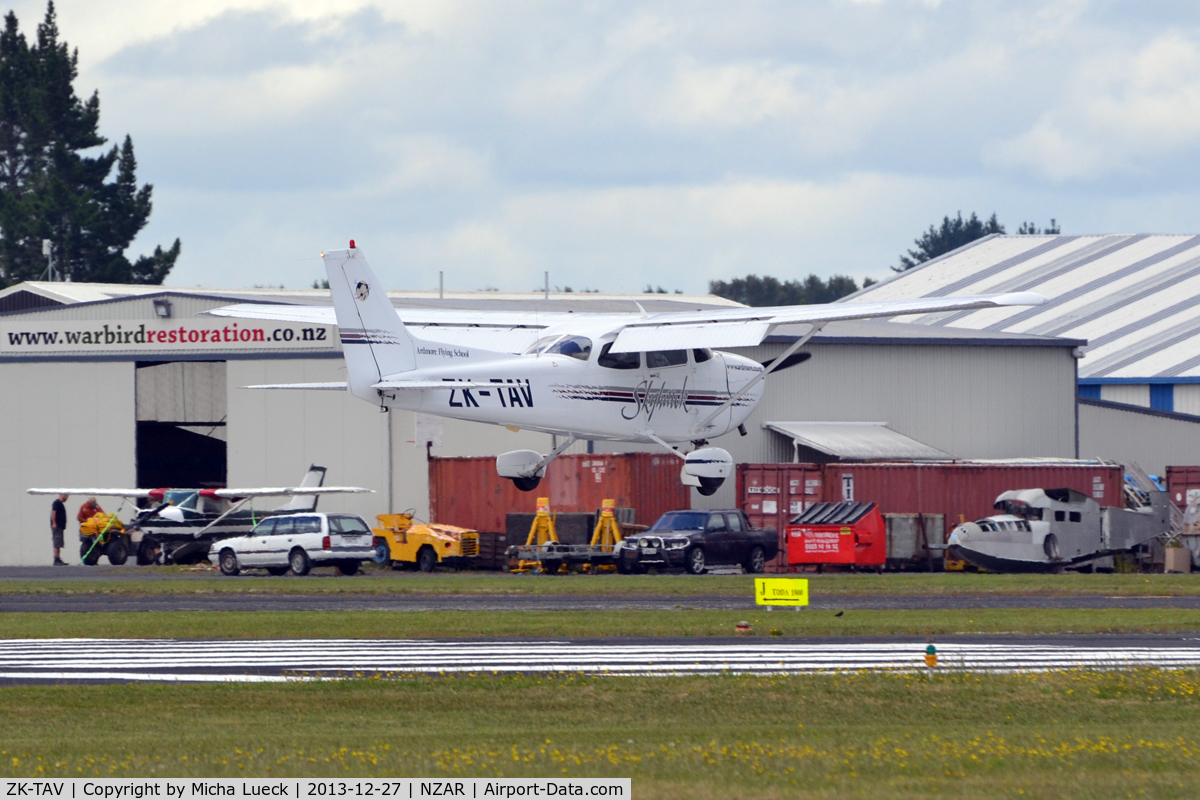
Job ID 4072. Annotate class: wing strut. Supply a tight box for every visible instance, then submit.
[694,322,826,433]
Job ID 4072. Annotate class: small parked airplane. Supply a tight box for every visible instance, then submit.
[29,465,372,564]
[209,243,1045,496]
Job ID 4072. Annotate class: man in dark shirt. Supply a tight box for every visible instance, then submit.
[50,494,67,566]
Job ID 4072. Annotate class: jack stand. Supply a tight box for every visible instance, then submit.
[584,499,624,573]
[516,497,561,574]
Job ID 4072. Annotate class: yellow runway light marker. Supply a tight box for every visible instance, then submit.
[754,577,809,611]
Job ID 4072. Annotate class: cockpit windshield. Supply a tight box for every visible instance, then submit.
[523,335,593,361]
[164,490,198,509]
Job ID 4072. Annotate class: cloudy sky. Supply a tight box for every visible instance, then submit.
[11,0,1200,293]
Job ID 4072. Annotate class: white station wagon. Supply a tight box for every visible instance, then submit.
[208,512,375,576]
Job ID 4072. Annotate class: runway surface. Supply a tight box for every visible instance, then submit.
[5,592,1200,612]
[2,635,1200,683]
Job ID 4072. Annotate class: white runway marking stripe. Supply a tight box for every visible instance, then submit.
[1,639,1199,681]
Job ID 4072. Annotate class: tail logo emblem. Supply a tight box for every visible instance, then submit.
[355,281,370,301]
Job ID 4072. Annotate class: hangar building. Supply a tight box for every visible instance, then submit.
[0,278,1080,566]
[848,233,1200,473]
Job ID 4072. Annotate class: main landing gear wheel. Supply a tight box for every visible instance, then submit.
[513,476,541,492]
[219,549,240,576]
[266,566,289,576]
[136,538,160,566]
[696,477,724,497]
[336,560,361,576]
[686,547,707,575]
[289,548,311,576]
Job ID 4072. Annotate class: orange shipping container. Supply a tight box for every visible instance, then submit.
[430,452,690,533]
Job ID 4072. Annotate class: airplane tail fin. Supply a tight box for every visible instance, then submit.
[324,243,416,402]
[274,465,327,512]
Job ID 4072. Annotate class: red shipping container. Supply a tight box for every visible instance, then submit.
[826,462,1123,537]
[738,463,823,573]
[737,460,1123,563]
[786,502,886,566]
[430,452,689,532]
[1166,466,1200,510]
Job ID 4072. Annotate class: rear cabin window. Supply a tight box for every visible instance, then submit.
[1054,511,1066,522]
[1069,511,1082,523]
[598,342,640,370]
[646,350,688,368]
[693,348,713,363]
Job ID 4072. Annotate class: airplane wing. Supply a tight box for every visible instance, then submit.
[27,488,152,498]
[208,292,1045,354]
[211,487,373,498]
[606,292,1047,352]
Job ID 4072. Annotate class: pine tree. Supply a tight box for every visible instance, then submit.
[895,212,1004,272]
[0,2,178,287]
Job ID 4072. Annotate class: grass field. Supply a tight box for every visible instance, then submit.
[2,670,1199,798]
[3,569,1200,597]
[2,608,1200,638]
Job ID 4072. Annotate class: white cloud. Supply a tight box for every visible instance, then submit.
[5,0,1200,293]
[987,31,1200,181]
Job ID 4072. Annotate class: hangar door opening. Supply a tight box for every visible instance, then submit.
[135,361,227,488]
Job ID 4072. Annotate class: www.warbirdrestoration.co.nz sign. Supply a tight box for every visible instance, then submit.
[0,779,629,799]
[0,320,338,356]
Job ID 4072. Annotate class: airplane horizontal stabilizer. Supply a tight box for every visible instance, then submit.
[371,379,500,390]
[242,382,348,390]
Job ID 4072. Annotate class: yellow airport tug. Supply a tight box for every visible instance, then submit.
[372,512,479,572]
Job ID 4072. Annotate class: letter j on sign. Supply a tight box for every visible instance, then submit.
[755,577,809,607]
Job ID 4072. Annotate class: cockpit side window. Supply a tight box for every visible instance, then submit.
[598,342,640,370]
[646,350,687,368]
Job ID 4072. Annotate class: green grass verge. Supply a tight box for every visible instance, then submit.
[4,570,1200,597]
[2,608,1200,639]
[3,670,1200,798]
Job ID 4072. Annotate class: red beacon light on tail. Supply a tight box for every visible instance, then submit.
[349,239,356,249]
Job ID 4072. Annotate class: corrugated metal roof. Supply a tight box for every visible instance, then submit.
[847,234,1200,381]
[0,281,743,315]
[763,421,953,460]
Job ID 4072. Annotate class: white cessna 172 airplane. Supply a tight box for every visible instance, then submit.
[209,242,1045,497]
